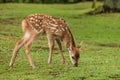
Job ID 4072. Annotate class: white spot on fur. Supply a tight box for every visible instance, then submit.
[30,20,33,23]
[50,23,58,27]
[50,27,56,30]
[35,23,39,26]
[52,19,56,23]
[35,16,37,18]
[35,19,38,22]
[51,30,54,32]
[38,27,41,29]
[39,22,42,25]
[30,17,33,20]
[38,16,41,19]
[39,29,44,33]
[55,29,58,33]
[62,28,65,31]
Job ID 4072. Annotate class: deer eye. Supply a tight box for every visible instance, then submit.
[71,56,75,59]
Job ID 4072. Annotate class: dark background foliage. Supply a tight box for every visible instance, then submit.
[0,0,103,3]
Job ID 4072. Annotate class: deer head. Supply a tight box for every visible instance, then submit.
[69,41,83,67]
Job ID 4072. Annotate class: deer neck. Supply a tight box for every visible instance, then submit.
[64,28,76,50]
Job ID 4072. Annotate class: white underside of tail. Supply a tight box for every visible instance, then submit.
[24,31,30,39]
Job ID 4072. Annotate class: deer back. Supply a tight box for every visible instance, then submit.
[23,14,68,37]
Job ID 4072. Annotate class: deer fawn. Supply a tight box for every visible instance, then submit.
[9,14,82,69]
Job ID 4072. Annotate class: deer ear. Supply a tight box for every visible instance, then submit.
[77,41,83,49]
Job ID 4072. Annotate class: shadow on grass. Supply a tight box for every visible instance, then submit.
[86,42,120,48]
[108,74,120,80]
[0,18,19,26]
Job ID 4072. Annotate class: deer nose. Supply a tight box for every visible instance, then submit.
[74,63,78,67]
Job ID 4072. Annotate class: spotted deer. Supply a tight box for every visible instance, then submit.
[9,14,82,69]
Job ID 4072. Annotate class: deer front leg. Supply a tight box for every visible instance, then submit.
[55,39,67,65]
[9,38,25,68]
[47,35,54,65]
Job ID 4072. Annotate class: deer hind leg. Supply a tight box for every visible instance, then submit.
[55,39,66,65]
[9,32,30,68]
[47,35,54,65]
[24,35,36,69]
[9,38,24,68]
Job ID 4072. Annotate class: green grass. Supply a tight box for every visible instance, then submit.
[0,2,120,80]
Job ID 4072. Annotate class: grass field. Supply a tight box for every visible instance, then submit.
[0,2,120,80]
